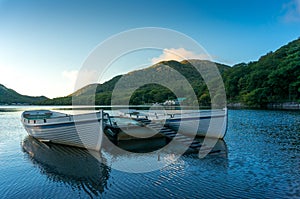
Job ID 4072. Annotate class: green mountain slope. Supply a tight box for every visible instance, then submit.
[224,38,300,107]
[0,84,48,104]
[109,60,229,106]
[37,60,229,106]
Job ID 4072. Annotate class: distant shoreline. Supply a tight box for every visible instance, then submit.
[1,103,300,111]
[227,102,300,110]
[267,102,300,110]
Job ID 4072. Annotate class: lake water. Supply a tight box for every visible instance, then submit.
[0,106,299,198]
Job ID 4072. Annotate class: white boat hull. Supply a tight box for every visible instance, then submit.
[21,110,103,151]
[166,113,227,138]
[118,108,228,139]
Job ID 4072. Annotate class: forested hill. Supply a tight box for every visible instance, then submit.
[224,38,300,107]
[0,84,48,105]
[38,60,229,105]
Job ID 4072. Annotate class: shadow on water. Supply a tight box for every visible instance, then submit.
[21,136,110,197]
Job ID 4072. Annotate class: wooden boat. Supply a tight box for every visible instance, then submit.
[103,115,164,141]
[117,108,228,139]
[21,110,103,150]
[165,108,228,139]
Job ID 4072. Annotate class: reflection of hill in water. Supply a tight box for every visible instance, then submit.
[22,136,110,196]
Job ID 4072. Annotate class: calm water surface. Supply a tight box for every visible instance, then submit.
[0,107,299,198]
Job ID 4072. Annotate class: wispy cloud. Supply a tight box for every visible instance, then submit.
[151,48,211,64]
[62,70,78,95]
[62,70,78,84]
[62,69,100,93]
[282,0,300,22]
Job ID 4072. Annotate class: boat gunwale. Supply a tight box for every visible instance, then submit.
[21,110,103,127]
[22,110,101,119]
[166,114,226,123]
[22,118,103,129]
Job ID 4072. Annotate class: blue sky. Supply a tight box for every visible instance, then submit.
[0,0,300,98]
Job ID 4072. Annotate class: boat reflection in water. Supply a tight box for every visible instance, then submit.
[101,136,228,173]
[21,136,110,196]
[22,135,228,195]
